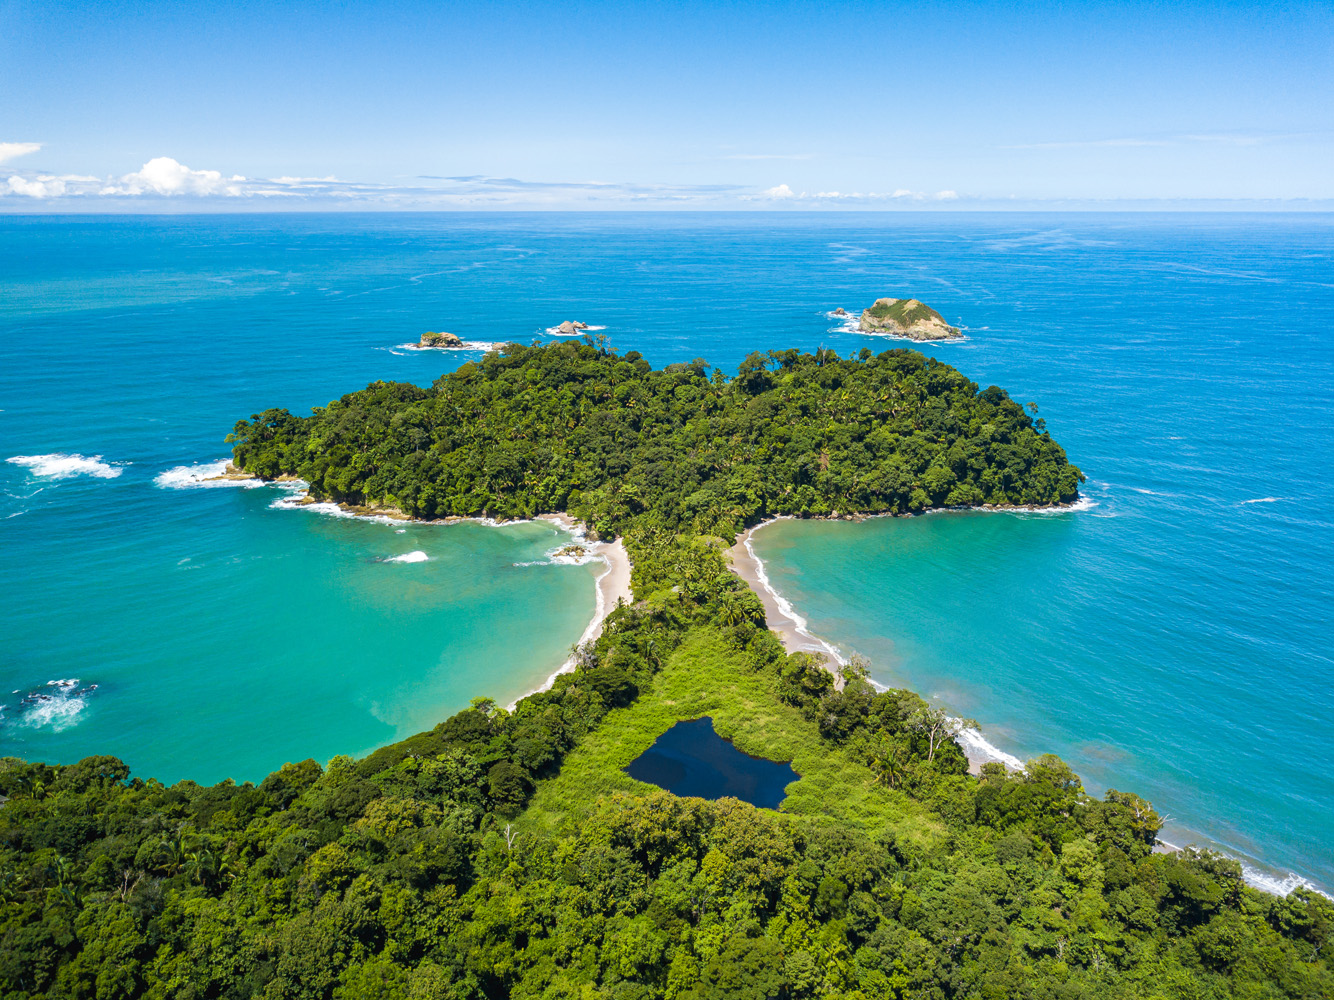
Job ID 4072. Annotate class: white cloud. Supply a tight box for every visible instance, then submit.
[0,142,42,165]
[935,190,959,200]
[761,183,795,199]
[8,175,66,198]
[102,157,246,196]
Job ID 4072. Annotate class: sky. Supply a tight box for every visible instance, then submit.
[2,0,1331,210]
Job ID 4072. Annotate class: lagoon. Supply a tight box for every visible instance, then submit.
[624,717,798,809]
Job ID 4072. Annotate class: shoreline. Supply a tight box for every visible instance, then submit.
[730,514,1330,899]
[507,515,634,709]
[245,484,636,712]
[730,517,1026,776]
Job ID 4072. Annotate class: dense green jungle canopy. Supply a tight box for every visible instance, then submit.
[226,340,1083,534]
[3,341,1330,1000]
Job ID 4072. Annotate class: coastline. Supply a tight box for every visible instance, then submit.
[244,485,636,711]
[508,514,634,709]
[730,516,1023,775]
[728,519,847,668]
[731,514,1330,898]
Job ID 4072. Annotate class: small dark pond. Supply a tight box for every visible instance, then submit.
[623,717,798,809]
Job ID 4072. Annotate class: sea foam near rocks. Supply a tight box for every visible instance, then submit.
[154,459,264,489]
[14,679,97,732]
[396,340,501,352]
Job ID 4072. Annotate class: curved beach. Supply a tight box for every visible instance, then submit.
[730,518,1022,775]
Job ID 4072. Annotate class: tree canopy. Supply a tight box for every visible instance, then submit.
[3,341,1324,1000]
[228,340,1083,536]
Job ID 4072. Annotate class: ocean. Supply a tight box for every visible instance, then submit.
[1,212,1330,892]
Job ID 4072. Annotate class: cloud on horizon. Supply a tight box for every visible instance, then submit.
[0,142,42,165]
[3,157,757,206]
[5,152,1326,211]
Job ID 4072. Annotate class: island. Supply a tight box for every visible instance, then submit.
[858,296,962,340]
[553,319,589,335]
[417,330,464,348]
[4,339,1329,1000]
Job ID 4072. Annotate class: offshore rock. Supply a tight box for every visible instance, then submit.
[419,331,464,348]
[857,298,961,340]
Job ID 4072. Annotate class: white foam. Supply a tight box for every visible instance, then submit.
[955,726,1025,770]
[8,453,124,479]
[270,489,530,529]
[396,341,501,353]
[18,678,93,733]
[268,493,404,526]
[743,524,847,666]
[545,324,606,336]
[1154,837,1331,899]
[745,519,1026,770]
[384,550,428,563]
[513,527,605,567]
[1240,864,1331,899]
[154,459,264,489]
[1243,497,1281,504]
[825,309,969,344]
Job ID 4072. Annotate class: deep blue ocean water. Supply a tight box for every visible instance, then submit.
[1,212,1330,891]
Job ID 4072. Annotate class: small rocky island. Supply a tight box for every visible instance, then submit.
[418,331,465,349]
[553,320,588,335]
[858,298,961,340]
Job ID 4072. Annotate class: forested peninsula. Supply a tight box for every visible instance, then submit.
[227,340,1083,533]
[4,340,1331,1000]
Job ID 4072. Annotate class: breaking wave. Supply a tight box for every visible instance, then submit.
[383,550,429,563]
[154,459,263,489]
[7,453,124,479]
[396,341,502,352]
[13,679,97,733]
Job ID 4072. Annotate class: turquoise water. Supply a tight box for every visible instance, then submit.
[2,213,1330,890]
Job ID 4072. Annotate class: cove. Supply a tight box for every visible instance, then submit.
[624,717,798,809]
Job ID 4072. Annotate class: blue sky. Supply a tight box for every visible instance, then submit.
[2,0,1331,209]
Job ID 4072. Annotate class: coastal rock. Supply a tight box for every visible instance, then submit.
[832,307,847,316]
[419,331,464,348]
[201,462,262,483]
[857,298,961,340]
[554,320,589,335]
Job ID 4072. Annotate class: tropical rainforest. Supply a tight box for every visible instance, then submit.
[224,339,1082,535]
[3,340,1330,1000]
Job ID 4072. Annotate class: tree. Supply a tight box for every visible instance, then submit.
[906,707,978,763]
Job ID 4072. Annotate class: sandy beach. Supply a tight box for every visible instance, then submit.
[729,518,1017,774]
[507,515,634,706]
[728,520,845,666]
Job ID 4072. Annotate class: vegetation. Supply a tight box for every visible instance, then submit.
[226,339,1082,536]
[864,299,944,327]
[4,339,1329,999]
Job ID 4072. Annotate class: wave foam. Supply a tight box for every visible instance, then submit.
[15,678,96,732]
[1243,497,1281,504]
[396,341,501,353]
[514,529,605,567]
[8,453,124,479]
[545,324,607,336]
[155,459,263,489]
[825,310,969,344]
[384,550,428,563]
[955,726,1025,770]
[743,528,847,666]
[1240,864,1331,899]
[745,520,1025,771]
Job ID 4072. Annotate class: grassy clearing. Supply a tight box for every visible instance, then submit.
[519,627,947,852]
